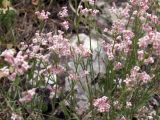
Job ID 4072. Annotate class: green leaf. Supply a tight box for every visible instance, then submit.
[0,8,16,31]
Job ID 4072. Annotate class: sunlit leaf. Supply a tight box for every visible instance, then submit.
[2,0,11,8]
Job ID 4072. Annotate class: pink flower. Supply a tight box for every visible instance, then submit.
[74,44,91,58]
[80,8,89,15]
[114,62,123,70]
[130,0,149,12]
[92,9,99,16]
[123,75,135,87]
[130,66,140,78]
[1,49,29,80]
[139,71,151,83]
[79,44,92,58]
[146,14,159,24]
[124,66,140,87]
[104,28,108,32]
[133,66,140,73]
[111,20,125,33]
[122,30,134,41]
[35,10,50,20]
[47,65,65,75]
[93,96,110,112]
[133,10,138,15]
[32,45,40,53]
[19,88,36,103]
[1,49,15,64]
[31,31,71,60]
[11,113,22,120]
[152,32,160,55]
[58,6,68,18]
[126,101,132,108]
[84,70,89,75]
[80,70,89,78]
[124,66,152,87]
[142,23,152,33]
[80,7,98,17]
[61,21,69,30]
[9,51,30,75]
[113,101,122,110]
[138,35,150,48]
[8,72,17,81]
[0,66,9,77]
[68,71,79,80]
[102,41,115,60]
[144,57,154,65]
[137,50,144,61]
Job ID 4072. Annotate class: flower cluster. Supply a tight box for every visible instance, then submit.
[0,49,29,80]
[0,0,159,119]
[146,13,160,24]
[46,65,65,75]
[35,10,50,20]
[73,44,92,58]
[93,96,110,112]
[58,6,69,30]
[110,3,131,19]
[113,100,122,110]
[11,113,22,120]
[61,21,69,30]
[114,62,123,70]
[27,31,71,61]
[138,31,160,56]
[79,6,99,17]
[58,6,68,18]
[102,29,134,60]
[19,88,36,103]
[124,66,152,87]
[68,70,79,80]
[130,0,149,13]
[102,2,137,60]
